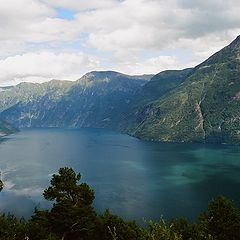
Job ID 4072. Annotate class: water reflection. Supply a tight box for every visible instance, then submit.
[0,128,240,222]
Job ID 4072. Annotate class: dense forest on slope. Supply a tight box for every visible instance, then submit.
[0,167,239,240]
[119,68,193,130]
[0,36,240,144]
[126,36,240,144]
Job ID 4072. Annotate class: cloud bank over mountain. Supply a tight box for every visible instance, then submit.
[0,0,240,85]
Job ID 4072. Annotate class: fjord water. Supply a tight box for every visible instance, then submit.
[0,128,240,222]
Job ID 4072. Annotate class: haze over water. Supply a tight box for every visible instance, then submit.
[0,128,240,222]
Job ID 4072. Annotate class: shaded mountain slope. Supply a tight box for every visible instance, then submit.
[133,68,193,104]
[127,36,240,144]
[0,71,150,129]
[1,37,240,144]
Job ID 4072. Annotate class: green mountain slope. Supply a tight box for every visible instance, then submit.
[127,36,240,144]
[0,37,240,144]
[0,80,74,113]
[0,71,151,128]
[133,68,193,104]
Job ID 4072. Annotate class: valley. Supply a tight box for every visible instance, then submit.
[0,36,240,145]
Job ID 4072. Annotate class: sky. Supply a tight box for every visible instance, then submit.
[0,0,240,85]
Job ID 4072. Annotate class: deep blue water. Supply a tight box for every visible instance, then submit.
[0,128,240,222]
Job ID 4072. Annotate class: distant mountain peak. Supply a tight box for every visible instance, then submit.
[79,71,122,83]
[78,71,153,84]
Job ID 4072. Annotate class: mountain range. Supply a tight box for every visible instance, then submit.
[0,36,240,144]
[0,72,151,129]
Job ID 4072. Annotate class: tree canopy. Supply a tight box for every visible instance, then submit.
[0,167,240,240]
[43,167,94,206]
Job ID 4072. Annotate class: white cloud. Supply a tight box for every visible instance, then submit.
[0,0,240,84]
[72,0,240,49]
[112,55,196,75]
[43,0,117,11]
[0,0,54,40]
[0,51,100,85]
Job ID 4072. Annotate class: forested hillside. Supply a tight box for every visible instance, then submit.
[1,36,240,144]
[126,36,240,144]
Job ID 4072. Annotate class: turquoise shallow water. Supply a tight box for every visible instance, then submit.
[0,128,240,222]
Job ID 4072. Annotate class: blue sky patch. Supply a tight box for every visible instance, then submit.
[56,8,75,20]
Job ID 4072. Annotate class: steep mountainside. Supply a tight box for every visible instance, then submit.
[118,68,193,129]
[0,36,240,144]
[0,71,151,128]
[127,36,240,144]
[133,68,193,104]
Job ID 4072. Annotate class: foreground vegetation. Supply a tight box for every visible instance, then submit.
[0,167,240,240]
